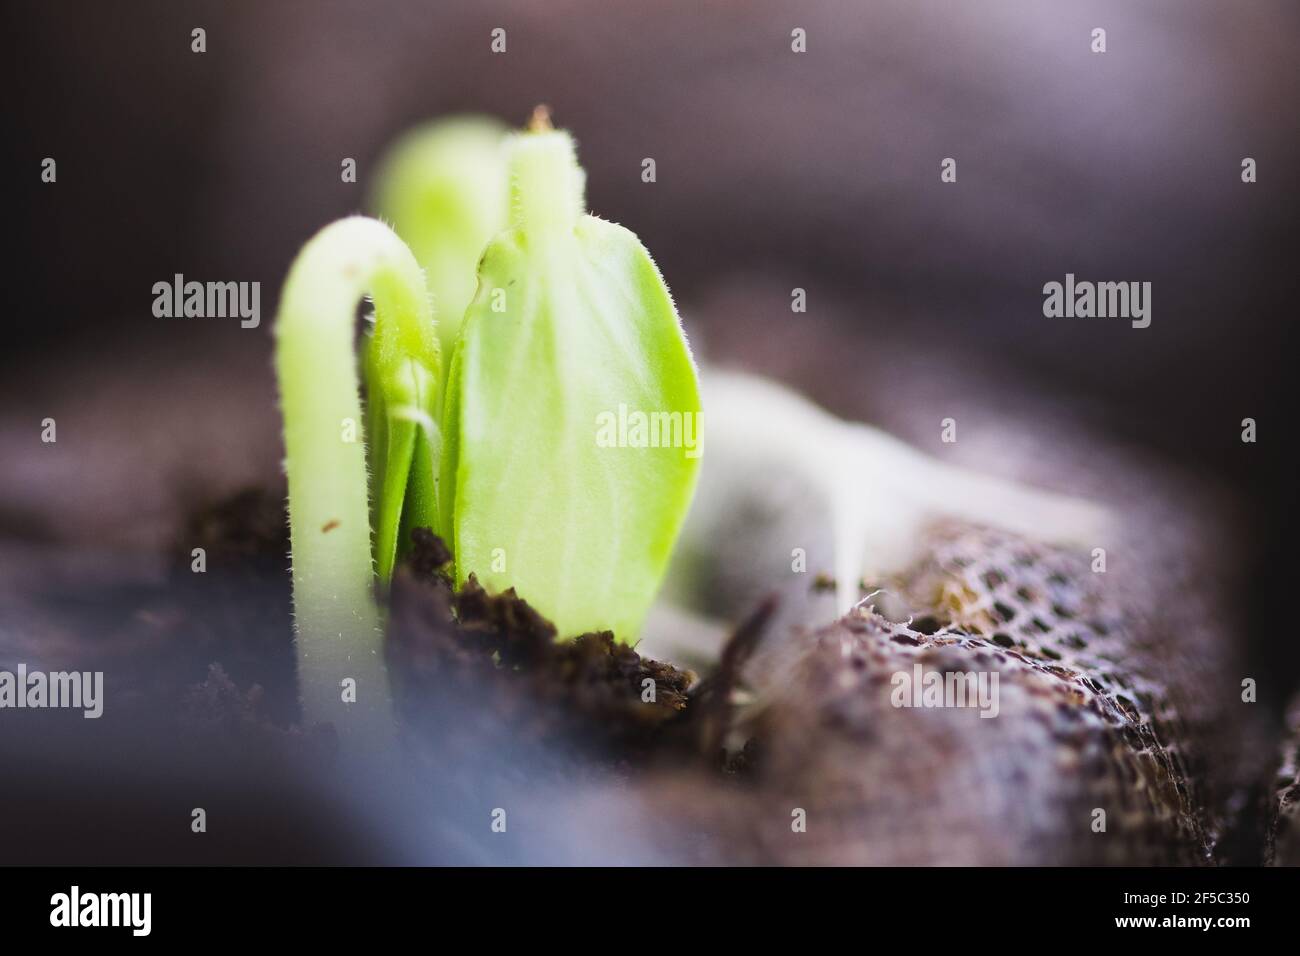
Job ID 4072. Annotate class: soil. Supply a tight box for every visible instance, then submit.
[160,485,1276,863]
[1,482,1282,865]
[177,495,713,782]
[385,527,702,769]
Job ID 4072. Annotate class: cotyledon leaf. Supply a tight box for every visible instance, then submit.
[443,116,702,642]
[371,115,509,367]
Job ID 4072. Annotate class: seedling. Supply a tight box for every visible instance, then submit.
[275,110,702,745]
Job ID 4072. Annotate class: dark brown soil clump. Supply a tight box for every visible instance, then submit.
[386,528,697,769]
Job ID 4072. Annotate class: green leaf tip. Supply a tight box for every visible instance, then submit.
[445,118,703,644]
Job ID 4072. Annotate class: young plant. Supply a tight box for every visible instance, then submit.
[276,110,702,748]
[274,216,438,741]
[442,110,703,641]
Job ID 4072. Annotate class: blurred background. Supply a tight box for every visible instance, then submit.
[2,0,1297,701]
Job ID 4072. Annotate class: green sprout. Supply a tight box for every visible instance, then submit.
[274,216,438,740]
[275,109,702,745]
[442,109,702,641]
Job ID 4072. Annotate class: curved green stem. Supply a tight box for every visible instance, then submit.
[274,216,438,745]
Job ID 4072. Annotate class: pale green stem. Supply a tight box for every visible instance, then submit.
[509,125,586,238]
[274,216,436,747]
